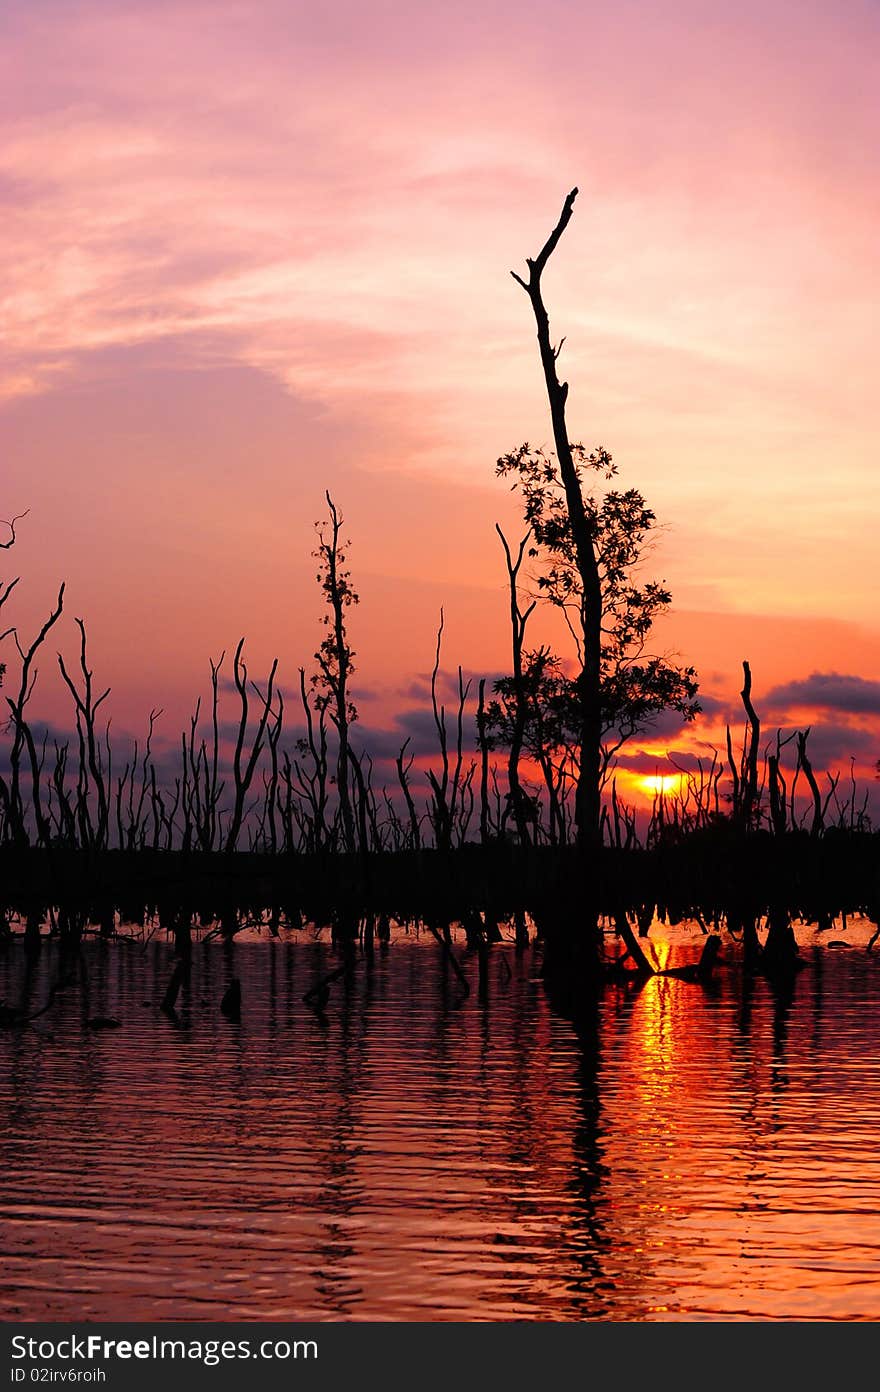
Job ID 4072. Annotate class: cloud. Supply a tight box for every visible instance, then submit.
[611,748,713,777]
[398,679,433,703]
[766,671,880,717]
[690,692,728,719]
[395,704,477,751]
[3,0,880,740]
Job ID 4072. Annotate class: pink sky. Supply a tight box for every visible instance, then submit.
[2,0,878,799]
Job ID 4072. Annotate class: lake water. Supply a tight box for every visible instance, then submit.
[2,924,879,1321]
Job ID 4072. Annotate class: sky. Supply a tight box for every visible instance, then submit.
[1,0,878,806]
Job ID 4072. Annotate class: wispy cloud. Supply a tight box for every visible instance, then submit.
[2,0,879,736]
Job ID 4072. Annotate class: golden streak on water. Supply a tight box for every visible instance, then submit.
[1,922,880,1321]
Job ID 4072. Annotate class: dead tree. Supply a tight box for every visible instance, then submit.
[475,679,493,845]
[767,730,795,838]
[511,189,603,855]
[225,638,278,852]
[427,611,452,848]
[0,550,20,838]
[495,524,537,845]
[57,619,111,849]
[6,584,65,846]
[725,724,741,820]
[262,688,283,854]
[205,651,225,849]
[396,737,421,850]
[739,660,761,827]
[425,614,472,851]
[292,666,330,851]
[313,492,358,853]
[796,729,824,837]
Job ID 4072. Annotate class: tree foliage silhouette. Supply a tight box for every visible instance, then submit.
[491,441,699,793]
[311,491,358,852]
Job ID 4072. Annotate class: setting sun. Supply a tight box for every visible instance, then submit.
[639,774,683,798]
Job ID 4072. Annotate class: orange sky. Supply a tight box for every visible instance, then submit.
[2,0,878,804]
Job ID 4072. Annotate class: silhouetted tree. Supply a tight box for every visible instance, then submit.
[509,189,604,853]
[312,492,358,852]
[0,512,26,842]
[0,511,26,671]
[225,638,278,852]
[6,582,65,846]
[495,524,537,844]
[395,736,421,850]
[292,666,330,852]
[57,618,111,850]
[797,729,824,837]
[425,611,475,851]
[491,443,699,811]
[740,659,760,826]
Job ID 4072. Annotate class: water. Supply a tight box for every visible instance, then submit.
[2,925,880,1321]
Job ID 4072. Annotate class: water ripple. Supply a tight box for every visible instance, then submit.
[2,930,880,1320]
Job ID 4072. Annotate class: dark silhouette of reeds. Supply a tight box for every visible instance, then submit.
[0,639,876,939]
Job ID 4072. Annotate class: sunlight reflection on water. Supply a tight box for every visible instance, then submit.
[1,923,879,1321]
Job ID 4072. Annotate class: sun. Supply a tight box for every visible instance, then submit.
[638,773,682,797]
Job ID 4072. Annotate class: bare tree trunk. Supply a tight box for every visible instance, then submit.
[511,189,603,857]
[225,639,278,852]
[797,729,824,837]
[740,660,760,827]
[58,620,112,849]
[7,584,65,846]
[475,679,492,846]
[396,737,421,850]
[725,724,740,820]
[495,525,536,845]
[427,611,453,850]
[768,754,786,836]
